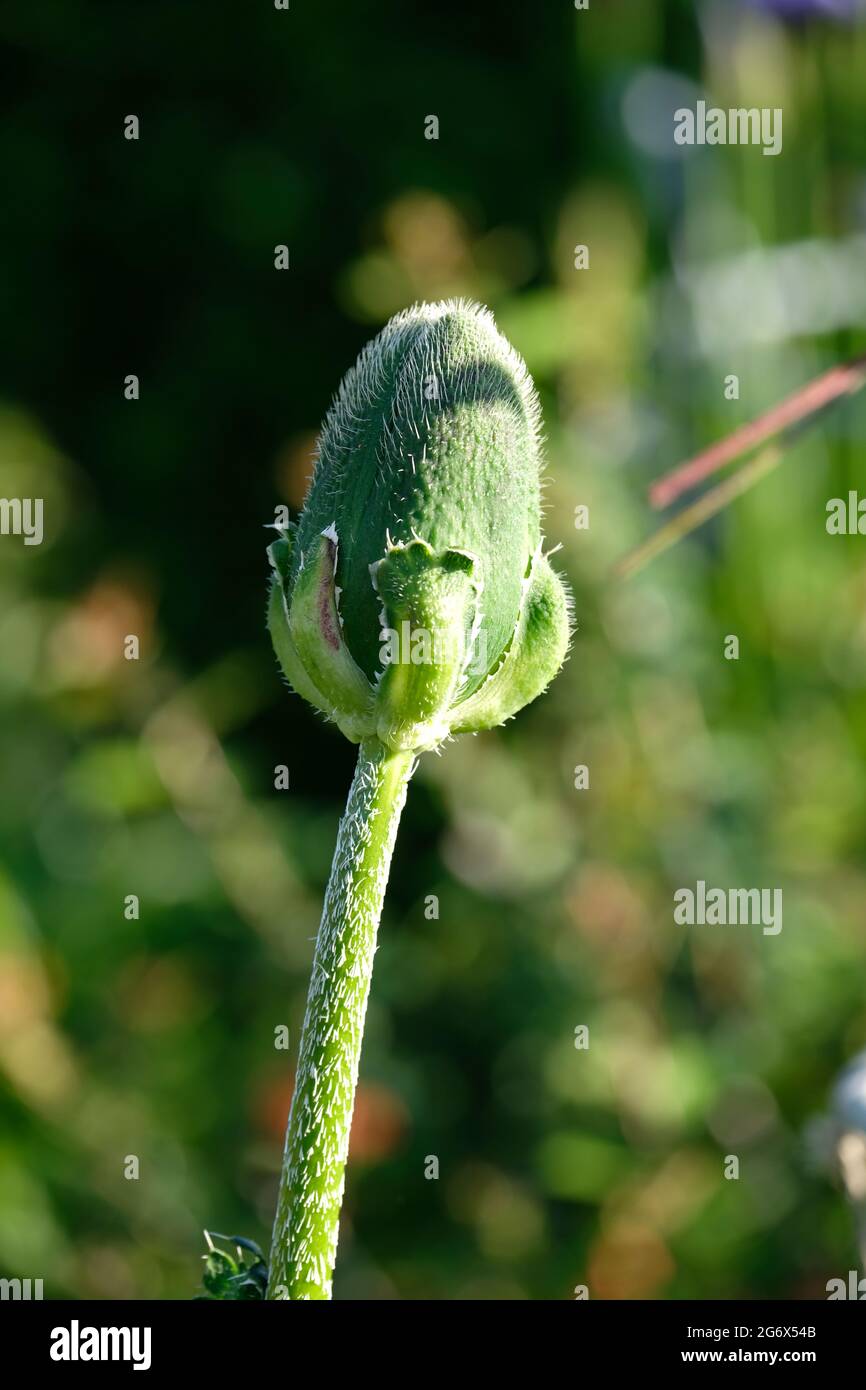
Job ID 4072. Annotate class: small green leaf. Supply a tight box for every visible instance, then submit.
[198,1232,268,1300]
[451,548,573,733]
[287,531,376,739]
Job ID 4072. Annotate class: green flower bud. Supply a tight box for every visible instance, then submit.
[268,300,571,752]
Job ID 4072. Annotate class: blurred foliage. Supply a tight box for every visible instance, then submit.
[1,0,865,1300]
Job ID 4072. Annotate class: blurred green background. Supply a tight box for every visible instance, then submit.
[1,0,865,1300]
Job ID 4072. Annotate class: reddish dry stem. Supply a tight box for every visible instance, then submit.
[649,355,866,511]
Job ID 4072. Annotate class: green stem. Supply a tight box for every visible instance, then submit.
[267,736,416,1299]
[615,442,784,581]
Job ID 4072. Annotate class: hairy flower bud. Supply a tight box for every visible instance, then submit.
[268,300,571,752]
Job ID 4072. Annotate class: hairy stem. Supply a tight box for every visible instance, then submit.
[267,736,416,1299]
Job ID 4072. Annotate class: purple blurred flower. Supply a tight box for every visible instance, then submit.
[833,1050,866,1135]
[746,0,864,19]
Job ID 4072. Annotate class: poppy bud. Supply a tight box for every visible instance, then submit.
[268,300,571,752]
